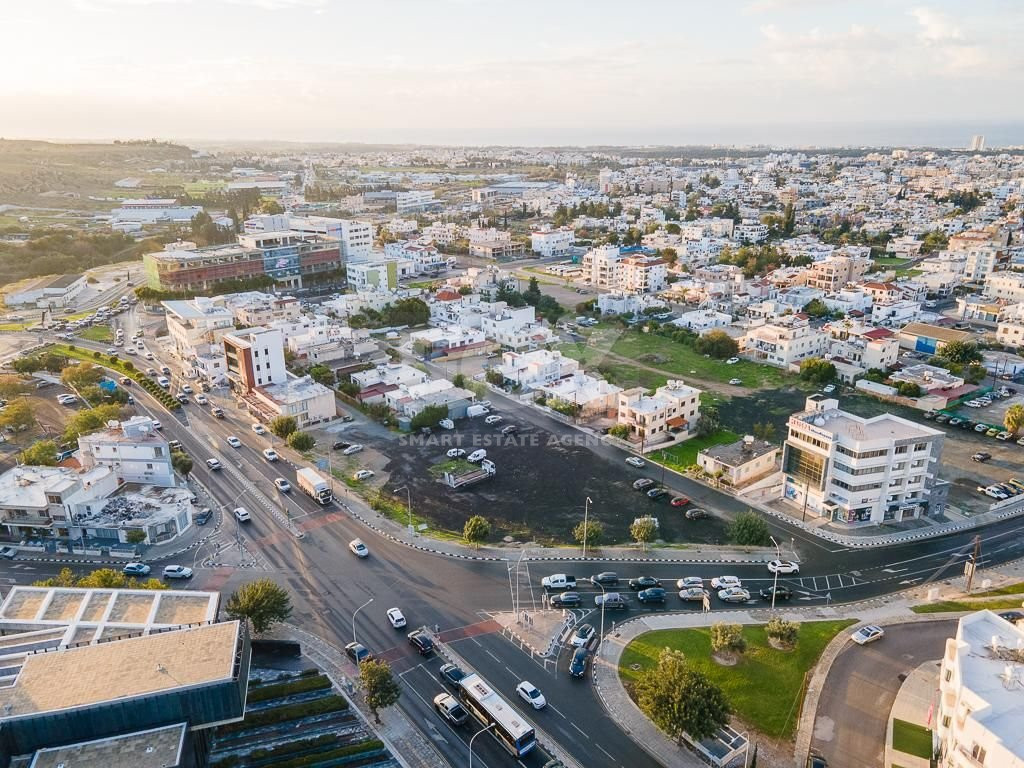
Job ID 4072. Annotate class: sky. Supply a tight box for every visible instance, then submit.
[3,0,1024,147]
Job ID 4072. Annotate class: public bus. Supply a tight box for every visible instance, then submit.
[458,672,537,757]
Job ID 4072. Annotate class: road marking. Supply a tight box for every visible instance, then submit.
[505,665,517,677]
[486,649,501,663]
[570,723,589,738]
[882,567,908,573]
[547,704,567,720]
[596,743,615,760]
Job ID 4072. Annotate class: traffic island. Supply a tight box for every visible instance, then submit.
[491,609,576,663]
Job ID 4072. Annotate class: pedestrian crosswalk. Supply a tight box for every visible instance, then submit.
[788,572,868,593]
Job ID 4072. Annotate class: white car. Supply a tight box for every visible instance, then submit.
[251,423,266,435]
[386,608,407,629]
[354,469,374,481]
[726,357,740,364]
[226,436,242,448]
[767,560,800,575]
[467,449,487,463]
[162,565,193,580]
[152,420,162,430]
[438,418,455,430]
[205,458,222,471]
[516,681,547,710]
[274,478,291,493]
[851,625,885,645]
[144,352,154,360]
[710,576,742,589]
[484,414,503,425]
[262,448,278,462]
[195,394,208,405]
[233,507,251,522]
[447,448,467,458]
[349,539,369,558]
[124,347,136,355]
[679,587,709,601]
[342,444,364,456]
[479,400,492,409]
[56,394,78,405]
[181,384,193,394]
[676,576,704,590]
[728,378,742,386]
[822,384,836,393]
[717,587,751,603]
[625,456,646,468]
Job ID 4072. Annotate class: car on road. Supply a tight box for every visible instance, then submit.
[157,377,170,388]
[446,448,466,458]
[274,478,291,493]
[595,592,628,610]
[767,559,800,575]
[262,448,278,462]
[205,458,222,471]
[195,394,208,405]
[479,400,492,409]
[349,539,369,558]
[145,367,157,376]
[251,423,266,435]
[590,571,619,586]
[726,357,740,364]
[56,394,78,405]
[233,507,251,522]
[676,576,704,589]
[549,592,581,608]
[632,478,655,491]
[122,562,151,576]
[851,625,885,645]
[646,487,667,500]
[193,508,213,525]
[717,587,751,603]
[571,623,596,647]
[637,587,666,604]
[670,496,690,507]
[711,575,742,589]
[628,576,660,590]
[807,751,829,768]
[408,630,434,655]
[467,449,487,463]
[685,507,709,520]
[345,642,372,664]
[160,366,171,375]
[625,456,646,468]
[181,384,193,394]
[176,393,189,404]
[516,681,547,710]
[152,420,161,430]
[439,663,466,689]
[484,414,503,424]
[569,647,589,678]
[433,693,469,726]
[759,585,793,601]
[972,452,992,462]
[678,587,709,601]
[0,546,16,560]
[386,608,407,629]
[728,378,743,386]
[342,444,364,456]
[162,565,193,580]
[501,424,518,435]
[353,469,374,481]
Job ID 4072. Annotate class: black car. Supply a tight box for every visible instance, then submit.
[332,440,350,450]
[759,585,793,601]
[569,647,589,678]
[439,662,466,688]
[193,508,213,525]
[628,576,660,590]
[685,508,709,520]
[590,572,619,587]
[972,452,992,463]
[408,630,434,655]
[550,592,582,608]
[345,642,372,664]
[646,488,667,500]
[637,587,666,604]
[998,610,1024,626]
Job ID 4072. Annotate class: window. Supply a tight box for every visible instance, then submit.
[146,463,153,470]
[941,715,951,728]
[971,744,986,764]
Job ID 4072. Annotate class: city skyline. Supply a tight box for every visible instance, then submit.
[3,0,1023,146]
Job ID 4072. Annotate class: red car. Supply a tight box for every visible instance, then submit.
[670,496,690,507]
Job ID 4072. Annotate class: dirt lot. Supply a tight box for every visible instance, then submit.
[347,415,732,546]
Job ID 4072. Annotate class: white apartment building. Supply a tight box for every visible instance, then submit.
[741,315,829,368]
[246,374,336,428]
[162,297,235,360]
[384,240,449,274]
[285,323,377,366]
[671,309,732,334]
[530,228,574,258]
[616,380,702,444]
[596,292,667,316]
[962,245,1006,283]
[822,288,874,315]
[619,255,668,294]
[346,258,416,291]
[422,222,467,246]
[803,255,873,293]
[396,190,436,214]
[410,325,488,358]
[478,304,555,350]
[823,321,900,372]
[985,272,1024,303]
[222,326,288,392]
[937,610,1024,768]
[582,244,622,290]
[996,303,1024,348]
[246,215,373,261]
[497,349,579,389]
[537,372,622,418]
[872,299,922,328]
[222,292,302,326]
[733,220,769,244]
[782,395,946,525]
[352,363,429,401]
[77,416,175,487]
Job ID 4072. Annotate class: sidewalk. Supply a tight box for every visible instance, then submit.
[884,660,939,768]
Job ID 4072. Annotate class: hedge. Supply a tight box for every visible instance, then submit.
[211,734,338,768]
[247,674,332,703]
[249,668,321,686]
[220,695,348,733]
[269,739,385,768]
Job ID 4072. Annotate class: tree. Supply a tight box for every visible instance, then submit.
[666,222,681,235]
[782,202,795,236]
[630,516,658,551]
[225,579,293,634]
[0,375,28,400]
[728,509,770,546]
[21,440,58,466]
[765,617,799,647]
[802,298,831,319]
[410,404,449,431]
[171,450,193,478]
[463,515,490,546]
[752,422,776,442]
[308,364,335,386]
[287,431,316,451]
[573,519,603,548]
[608,424,630,439]
[695,330,739,360]
[269,415,298,438]
[35,567,167,590]
[62,403,123,443]
[710,622,747,655]
[61,362,104,390]
[635,648,731,744]
[360,659,402,724]
[936,340,982,366]
[485,369,504,386]
[260,199,284,215]
[895,381,922,398]
[1005,404,1024,435]
[452,372,467,388]
[799,358,837,384]
[0,399,35,436]
[696,405,721,437]
[523,276,542,305]
[124,530,147,545]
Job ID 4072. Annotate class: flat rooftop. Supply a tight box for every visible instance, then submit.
[0,621,240,718]
[29,723,186,768]
[701,438,778,467]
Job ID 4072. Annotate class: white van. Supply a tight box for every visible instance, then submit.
[468,449,487,463]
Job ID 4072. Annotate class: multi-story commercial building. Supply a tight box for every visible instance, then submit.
[78,416,175,487]
[5,274,87,308]
[616,380,701,445]
[346,257,415,291]
[244,214,373,261]
[530,227,574,258]
[222,326,287,392]
[782,394,946,525]
[243,374,336,428]
[936,610,1024,768]
[741,315,829,368]
[163,297,235,361]
[468,228,524,260]
[984,272,1024,303]
[111,198,203,223]
[396,190,436,214]
[803,255,872,292]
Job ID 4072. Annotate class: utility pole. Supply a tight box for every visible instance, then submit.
[965,535,981,593]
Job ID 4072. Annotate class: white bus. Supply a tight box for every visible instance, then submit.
[458,673,536,757]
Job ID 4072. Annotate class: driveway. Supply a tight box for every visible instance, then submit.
[810,619,955,768]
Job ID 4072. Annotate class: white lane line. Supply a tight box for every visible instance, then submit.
[486,649,502,663]
[596,743,615,760]
[547,704,567,720]
[570,723,589,738]
[505,665,517,677]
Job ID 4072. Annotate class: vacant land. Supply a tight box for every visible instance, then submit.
[655,430,740,471]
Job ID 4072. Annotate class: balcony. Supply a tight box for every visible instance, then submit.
[1,515,54,528]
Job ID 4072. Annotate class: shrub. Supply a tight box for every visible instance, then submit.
[765,617,799,647]
[728,509,770,546]
[246,674,332,703]
[710,622,746,655]
[218,695,348,733]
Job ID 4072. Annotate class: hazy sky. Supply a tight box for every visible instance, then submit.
[3,0,1023,146]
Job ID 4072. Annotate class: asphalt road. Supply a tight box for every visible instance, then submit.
[810,620,955,768]
[9,324,1024,768]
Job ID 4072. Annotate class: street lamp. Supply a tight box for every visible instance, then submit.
[469,722,496,768]
[582,496,593,559]
[352,597,373,644]
[595,579,607,649]
[769,535,781,611]
[392,485,412,533]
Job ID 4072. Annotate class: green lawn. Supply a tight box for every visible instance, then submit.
[77,326,112,343]
[911,596,1024,614]
[653,430,740,471]
[891,718,933,759]
[974,581,1024,597]
[619,620,857,739]
[870,257,913,267]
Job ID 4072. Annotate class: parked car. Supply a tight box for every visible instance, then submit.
[433,693,468,726]
[590,572,619,586]
[56,394,78,405]
[408,630,434,655]
[467,449,487,463]
[822,384,836,393]
[344,642,372,664]
[501,424,518,435]
[569,647,589,678]
[717,587,751,603]
[685,508,709,520]
[974,423,989,433]
[997,431,1013,441]
[484,414,503,425]
[851,625,885,645]
[274,478,291,493]
[0,546,16,560]
[122,562,151,576]
[637,587,666,604]
[516,680,547,710]
[342,444,364,456]
[678,587,709,601]
[386,608,407,629]
[625,456,646,468]
[447,448,467,458]
[193,508,213,525]
[646,487,667,500]
[550,592,581,608]
[728,378,743,386]
[162,565,193,580]
[710,575,742,589]
[972,452,992,462]
[986,428,1001,437]
[571,623,596,647]
[354,469,374,481]
[632,478,655,491]
[439,663,466,689]
[438,418,455,430]
[349,539,369,557]
[262,448,279,462]
[670,496,690,507]
[628,576,660,590]
[767,560,800,575]
[759,585,793,601]
[726,357,740,364]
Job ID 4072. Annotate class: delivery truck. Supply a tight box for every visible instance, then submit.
[296,467,332,505]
